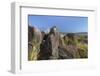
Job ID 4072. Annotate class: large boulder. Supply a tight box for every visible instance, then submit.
[58,46,73,59]
[28,25,42,60]
[49,26,60,59]
[58,33,80,59]
[38,26,60,60]
[38,34,52,60]
[28,25,42,44]
[66,45,80,58]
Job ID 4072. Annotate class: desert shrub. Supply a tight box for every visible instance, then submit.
[75,50,81,58]
[78,35,88,43]
[63,36,68,45]
[59,36,66,47]
[28,39,40,60]
[67,33,74,39]
[65,33,79,45]
[67,38,78,45]
[77,43,88,58]
[67,39,75,45]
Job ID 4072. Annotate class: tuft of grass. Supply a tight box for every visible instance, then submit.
[28,39,41,61]
[77,43,88,58]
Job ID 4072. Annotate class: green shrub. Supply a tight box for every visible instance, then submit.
[77,43,88,58]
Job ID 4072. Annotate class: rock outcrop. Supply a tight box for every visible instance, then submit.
[38,26,60,60]
[28,25,88,60]
[28,26,42,60]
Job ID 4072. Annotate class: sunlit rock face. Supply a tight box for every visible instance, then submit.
[49,26,60,59]
[28,25,42,44]
[28,26,42,60]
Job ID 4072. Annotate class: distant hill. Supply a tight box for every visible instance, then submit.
[60,32,88,36]
[74,32,88,36]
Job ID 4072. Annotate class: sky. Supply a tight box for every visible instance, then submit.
[28,15,88,33]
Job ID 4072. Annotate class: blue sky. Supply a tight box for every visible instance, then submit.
[28,15,88,33]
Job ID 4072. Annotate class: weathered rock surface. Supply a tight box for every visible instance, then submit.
[28,25,88,60]
[28,26,42,60]
[38,26,60,60]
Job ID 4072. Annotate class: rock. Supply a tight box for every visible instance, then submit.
[38,34,52,60]
[58,46,73,59]
[28,25,42,60]
[28,25,86,60]
[28,25,34,42]
[66,45,80,58]
[49,26,60,59]
[38,26,60,60]
[28,25,42,43]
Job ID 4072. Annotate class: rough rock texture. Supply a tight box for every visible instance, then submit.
[58,46,73,59]
[28,25,88,60]
[38,26,60,60]
[28,26,42,60]
[49,26,60,59]
[38,34,52,60]
[66,45,80,58]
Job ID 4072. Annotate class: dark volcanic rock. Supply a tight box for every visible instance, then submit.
[38,26,60,60]
[28,26,34,42]
[38,34,52,60]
